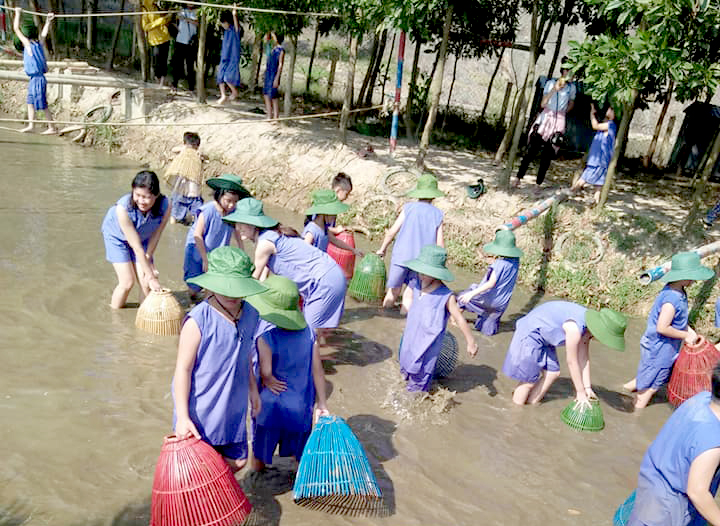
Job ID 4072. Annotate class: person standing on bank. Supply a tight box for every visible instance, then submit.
[142,0,172,86]
[171,4,198,92]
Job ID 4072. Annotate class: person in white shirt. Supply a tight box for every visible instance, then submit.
[171,5,198,91]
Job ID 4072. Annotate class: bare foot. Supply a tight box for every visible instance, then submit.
[216,96,227,105]
[41,127,57,135]
[19,124,33,133]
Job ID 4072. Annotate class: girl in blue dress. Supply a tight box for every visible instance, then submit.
[246,275,329,471]
[101,171,170,308]
[302,188,360,255]
[263,32,284,120]
[173,246,267,472]
[398,245,478,392]
[183,174,250,300]
[570,104,617,203]
[377,173,445,312]
[216,7,242,105]
[457,229,523,335]
[623,251,713,409]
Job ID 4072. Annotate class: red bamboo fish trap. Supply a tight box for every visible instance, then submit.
[327,230,356,281]
[667,336,720,408]
[151,435,252,526]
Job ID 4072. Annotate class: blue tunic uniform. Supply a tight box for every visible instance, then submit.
[263,45,283,98]
[387,202,444,289]
[457,257,520,335]
[172,300,259,459]
[216,27,241,87]
[580,121,618,186]
[259,230,346,329]
[502,301,587,384]
[302,220,329,252]
[628,391,720,526]
[183,202,235,290]
[24,40,48,110]
[636,285,688,390]
[101,193,169,263]
[253,322,316,464]
[399,283,452,392]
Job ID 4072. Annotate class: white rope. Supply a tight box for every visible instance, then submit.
[0,5,170,17]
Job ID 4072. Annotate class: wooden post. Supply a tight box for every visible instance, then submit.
[283,36,297,117]
[643,81,674,168]
[195,11,207,103]
[326,54,337,100]
[500,81,513,126]
[659,115,677,168]
[340,36,358,144]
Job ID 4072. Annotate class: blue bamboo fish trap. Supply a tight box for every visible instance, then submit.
[435,332,458,378]
[293,415,383,516]
[613,490,636,526]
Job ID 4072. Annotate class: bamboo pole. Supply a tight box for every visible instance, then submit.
[638,240,720,284]
[497,188,571,231]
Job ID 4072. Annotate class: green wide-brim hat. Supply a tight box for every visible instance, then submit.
[484,230,523,258]
[207,173,251,197]
[246,275,307,331]
[187,246,267,298]
[305,188,350,216]
[586,307,627,352]
[406,173,445,199]
[223,197,279,228]
[661,251,714,282]
[402,244,454,282]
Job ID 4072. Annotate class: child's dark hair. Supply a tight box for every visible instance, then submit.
[25,23,39,41]
[275,33,284,45]
[219,10,233,25]
[130,171,165,216]
[183,131,201,148]
[260,224,300,238]
[712,363,720,401]
[332,172,353,192]
[214,188,240,202]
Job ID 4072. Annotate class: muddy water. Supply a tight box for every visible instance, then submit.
[0,129,679,526]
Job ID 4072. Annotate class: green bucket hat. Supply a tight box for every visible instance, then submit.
[661,251,714,283]
[305,189,350,216]
[207,173,251,198]
[406,173,445,199]
[484,230,523,258]
[187,246,267,298]
[585,307,627,352]
[246,275,307,331]
[223,197,279,228]
[402,244,454,282]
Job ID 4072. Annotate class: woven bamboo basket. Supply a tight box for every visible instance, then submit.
[434,332,458,378]
[613,490,636,526]
[164,148,202,186]
[136,289,185,336]
[348,254,386,304]
[560,398,605,432]
[293,415,383,516]
[667,336,720,408]
[327,231,356,281]
[151,435,252,526]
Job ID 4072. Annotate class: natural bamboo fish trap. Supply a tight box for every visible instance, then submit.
[560,398,605,432]
[435,332,458,378]
[347,254,386,304]
[293,415,383,516]
[163,148,202,186]
[667,336,720,408]
[613,490,636,526]
[327,230,356,281]
[135,289,185,336]
[151,435,252,526]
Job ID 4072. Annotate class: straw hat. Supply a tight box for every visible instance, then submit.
[484,230,523,258]
[223,198,279,228]
[585,307,627,351]
[207,173,251,198]
[402,244,454,282]
[164,148,202,185]
[661,251,714,283]
[246,275,307,331]
[186,246,267,298]
[305,189,350,216]
[405,173,445,199]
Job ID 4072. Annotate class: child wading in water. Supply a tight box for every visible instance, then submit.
[457,230,523,336]
[262,32,284,120]
[303,189,361,256]
[570,104,617,204]
[247,276,329,472]
[624,251,713,409]
[173,246,266,472]
[398,245,478,392]
[216,7,242,105]
[377,173,445,312]
[14,7,56,134]
[165,131,204,225]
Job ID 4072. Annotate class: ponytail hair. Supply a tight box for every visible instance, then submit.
[277,224,300,238]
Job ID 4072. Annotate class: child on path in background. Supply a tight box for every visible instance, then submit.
[247,276,329,472]
[502,301,627,405]
[263,32,284,120]
[457,229,523,336]
[570,104,617,204]
[398,245,478,392]
[377,173,444,312]
[183,174,250,301]
[303,189,361,256]
[165,131,204,225]
[13,7,56,134]
[173,246,267,472]
[216,7,242,105]
[623,251,713,409]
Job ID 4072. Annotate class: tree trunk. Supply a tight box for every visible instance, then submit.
[546,0,572,79]
[365,29,388,107]
[356,31,379,107]
[480,49,505,122]
[195,11,208,102]
[643,81,674,169]
[249,31,262,91]
[440,54,458,132]
[415,44,443,139]
[86,0,97,51]
[381,33,396,101]
[134,12,149,81]
[47,0,58,55]
[405,39,421,139]
[283,35,297,117]
[305,24,320,93]
[326,54,337,100]
[340,36,359,144]
[105,0,126,71]
[416,5,453,169]
[598,89,638,207]
[684,130,720,232]
[78,0,85,46]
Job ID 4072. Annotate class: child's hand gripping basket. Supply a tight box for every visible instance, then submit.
[560,397,605,432]
[667,336,720,408]
[348,254,386,304]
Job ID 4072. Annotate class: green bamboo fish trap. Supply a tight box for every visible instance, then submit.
[293,415,383,516]
[560,398,605,432]
[613,490,635,526]
[136,289,185,336]
[347,254,386,304]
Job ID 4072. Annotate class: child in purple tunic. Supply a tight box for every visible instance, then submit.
[303,189,360,255]
[570,104,617,204]
[458,230,522,335]
[627,366,720,526]
[377,173,445,312]
[216,7,242,105]
[398,245,478,392]
[263,32,284,120]
[246,276,329,471]
[173,246,267,472]
[502,301,626,405]
[623,251,713,409]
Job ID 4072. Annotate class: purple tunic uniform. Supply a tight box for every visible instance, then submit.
[259,230,346,329]
[263,45,283,98]
[635,285,688,390]
[172,300,260,458]
[302,220,329,252]
[502,301,587,384]
[387,202,444,289]
[24,41,48,110]
[101,193,169,263]
[217,26,241,86]
[628,391,720,526]
[399,283,452,392]
[457,257,520,335]
[183,202,236,290]
[580,121,617,186]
